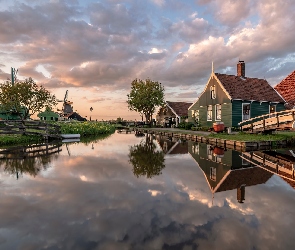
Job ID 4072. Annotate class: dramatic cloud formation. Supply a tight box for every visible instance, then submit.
[0,0,294,119]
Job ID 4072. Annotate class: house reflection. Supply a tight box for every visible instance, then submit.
[188,141,273,203]
[0,142,62,179]
[155,135,188,155]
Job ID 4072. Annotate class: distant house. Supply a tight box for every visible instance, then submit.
[156,101,192,127]
[37,110,59,121]
[274,70,295,109]
[188,61,286,128]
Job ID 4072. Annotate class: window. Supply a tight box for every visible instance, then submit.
[242,103,250,120]
[269,105,276,118]
[215,104,221,121]
[207,106,213,121]
[210,85,216,99]
[192,110,199,122]
[210,167,216,181]
[192,144,199,154]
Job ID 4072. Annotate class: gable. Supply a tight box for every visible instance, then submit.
[166,101,192,117]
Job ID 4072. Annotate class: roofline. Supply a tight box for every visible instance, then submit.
[273,86,287,104]
[214,73,232,99]
[166,101,180,118]
[189,72,215,109]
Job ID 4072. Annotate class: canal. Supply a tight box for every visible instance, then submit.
[0,132,294,249]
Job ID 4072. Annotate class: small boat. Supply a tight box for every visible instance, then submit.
[62,138,80,143]
[61,134,81,139]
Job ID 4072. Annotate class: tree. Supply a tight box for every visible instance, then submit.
[0,77,57,121]
[127,78,165,124]
[129,134,165,178]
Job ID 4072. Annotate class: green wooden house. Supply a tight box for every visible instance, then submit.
[37,110,59,121]
[188,61,286,128]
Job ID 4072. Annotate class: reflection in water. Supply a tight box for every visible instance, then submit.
[129,134,165,178]
[1,133,295,249]
[188,142,274,204]
[242,149,295,189]
[0,142,62,179]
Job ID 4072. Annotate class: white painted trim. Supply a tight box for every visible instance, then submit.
[215,104,222,121]
[166,102,178,117]
[214,73,232,100]
[242,103,251,121]
[269,104,276,114]
[207,105,213,121]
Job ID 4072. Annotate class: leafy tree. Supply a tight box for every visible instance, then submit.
[0,77,57,121]
[129,134,165,178]
[127,78,165,124]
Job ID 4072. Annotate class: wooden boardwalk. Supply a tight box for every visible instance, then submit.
[239,109,295,133]
[0,120,61,140]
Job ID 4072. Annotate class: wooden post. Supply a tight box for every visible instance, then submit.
[276,113,279,127]
[263,116,265,130]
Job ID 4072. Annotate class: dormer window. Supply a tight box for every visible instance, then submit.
[210,85,216,99]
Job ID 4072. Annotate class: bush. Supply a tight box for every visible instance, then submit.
[177,122,194,130]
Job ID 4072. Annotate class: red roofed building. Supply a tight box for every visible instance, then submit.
[274,70,295,109]
[188,61,286,128]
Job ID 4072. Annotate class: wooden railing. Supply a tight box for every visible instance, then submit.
[238,109,295,133]
[0,120,61,139]
[241,151,295,182]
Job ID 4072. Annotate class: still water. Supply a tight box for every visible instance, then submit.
[0,132,295,250]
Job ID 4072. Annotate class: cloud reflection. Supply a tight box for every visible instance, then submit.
[0,133,294,249]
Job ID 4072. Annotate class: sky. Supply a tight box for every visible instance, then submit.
[0,0,294,121]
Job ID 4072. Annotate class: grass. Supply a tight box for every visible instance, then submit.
[0,121,116,146]
[136,127,295,142]
[0,134,43,146]
[57,121,116,136]
[208,131,295,141]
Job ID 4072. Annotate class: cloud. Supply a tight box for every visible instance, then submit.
[0,0,294,115]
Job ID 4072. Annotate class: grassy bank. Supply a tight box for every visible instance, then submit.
[208,131,295,142]
[0,134,43,146]
[137,127,295,142]
[58,121,116,136]
[0,121,116,146]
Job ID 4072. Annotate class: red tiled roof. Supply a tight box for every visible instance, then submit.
[215,73,285,103]
[274,70,295,108]
[166,101,192,117]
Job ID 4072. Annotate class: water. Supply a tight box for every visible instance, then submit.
[0,132,295,250]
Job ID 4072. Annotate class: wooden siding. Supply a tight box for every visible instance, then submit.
[276,103,285,112]
[188,75,231,126]
[232,101,286,127]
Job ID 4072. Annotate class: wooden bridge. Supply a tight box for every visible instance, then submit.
[239,109,295,133]
[0,120,61,139]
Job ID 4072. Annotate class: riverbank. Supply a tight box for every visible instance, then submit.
[0,121,116,146]
[133,127,295,151]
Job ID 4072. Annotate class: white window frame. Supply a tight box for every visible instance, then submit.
[242,103,250,121]
[210,85,216,99]
[207,105,213,121]
[192,110,199,122]
[269,104,276,118]
[210,167,216,181]
[215,104,221,121]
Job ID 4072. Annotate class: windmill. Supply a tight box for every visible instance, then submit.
[57,90,73,118]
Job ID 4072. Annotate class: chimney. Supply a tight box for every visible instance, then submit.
[237,60,245,77]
